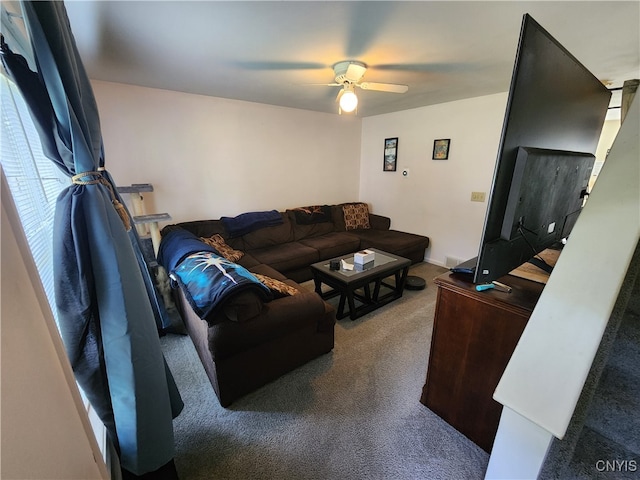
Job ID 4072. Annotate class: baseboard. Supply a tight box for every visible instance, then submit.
[424,257,446,267]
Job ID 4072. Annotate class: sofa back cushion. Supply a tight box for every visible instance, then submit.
[164,220,246,251]
[164,220,226,238]
[293,220,336,241]
[290,205,332,225]
[241,212,295,249]
[287,208,336,241]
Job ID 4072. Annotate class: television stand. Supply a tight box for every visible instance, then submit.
[420,271,545,452]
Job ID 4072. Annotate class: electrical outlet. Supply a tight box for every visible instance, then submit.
[471,191,486,202]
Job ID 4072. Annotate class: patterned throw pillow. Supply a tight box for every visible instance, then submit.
[200,234,244,262]
[343,203,371,230]
[253,273,300,297]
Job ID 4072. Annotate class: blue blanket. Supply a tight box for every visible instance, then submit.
[158,229,272,320]
[221,209,283,237]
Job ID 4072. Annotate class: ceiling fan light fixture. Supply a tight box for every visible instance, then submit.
[339,85,358,113]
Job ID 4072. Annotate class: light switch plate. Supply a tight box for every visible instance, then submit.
[471,191,486,202]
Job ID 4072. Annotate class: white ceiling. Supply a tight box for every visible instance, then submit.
[19,2,640,117]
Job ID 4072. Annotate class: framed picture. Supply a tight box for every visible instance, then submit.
[432,139,451,160]
[384,137,398,171]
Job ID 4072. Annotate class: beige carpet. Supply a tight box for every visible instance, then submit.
[160,262,489,479]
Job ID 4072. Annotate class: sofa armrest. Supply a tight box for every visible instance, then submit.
[368,213,391,230]
[208,291,328,360]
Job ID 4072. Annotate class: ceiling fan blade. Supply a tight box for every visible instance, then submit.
[231,61,327,70]
[345,63,367,82]
[372,63,472,73]
[358,82,408,93]
[345,2,393,58]
[302,83,342,87]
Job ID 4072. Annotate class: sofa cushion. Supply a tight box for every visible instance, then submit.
[249,242,319,273]
[248,263,288,281]
[349,229,429,258]
[220,291,265,323]
[200,234,244,262]
[163,220,245,251]
[368,213,391,230]
[207,291,326,360]
[163,219,225,238]
[289,212,336,241]
[299,232,361,260]
[290,205,332,224]
[343,202,371,230]
[241,212,295,249]
[250,262,312,285]
[237,252,261,270]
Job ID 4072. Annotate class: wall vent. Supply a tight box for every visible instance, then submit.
[445,256,464,268]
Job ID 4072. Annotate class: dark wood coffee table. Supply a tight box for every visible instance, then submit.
[310,248,411,320]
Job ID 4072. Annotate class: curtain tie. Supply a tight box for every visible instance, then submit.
[72,170,131,231]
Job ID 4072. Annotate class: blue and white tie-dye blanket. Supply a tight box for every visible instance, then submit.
[158,229,272,319]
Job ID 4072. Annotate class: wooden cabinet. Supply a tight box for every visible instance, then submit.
[420,272,545,452]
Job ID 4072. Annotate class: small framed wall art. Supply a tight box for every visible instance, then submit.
[383,137,398,171]
[432,138,451,160]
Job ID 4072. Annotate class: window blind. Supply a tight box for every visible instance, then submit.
[1,74,69,319]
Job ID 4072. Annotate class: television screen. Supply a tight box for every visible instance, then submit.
[468,14,611,284]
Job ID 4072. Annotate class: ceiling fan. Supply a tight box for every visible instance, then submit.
[322,61,409,114]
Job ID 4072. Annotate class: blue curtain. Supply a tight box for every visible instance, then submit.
[0,2,183,476]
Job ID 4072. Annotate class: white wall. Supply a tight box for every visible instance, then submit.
[93,82,618,268]
[360,93,508,266]
[591,119,621,189]
[92,81,362,224]
[360,95,620,267]
[596,119,621,162]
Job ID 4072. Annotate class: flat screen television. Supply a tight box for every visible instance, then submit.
[462,14,611,284]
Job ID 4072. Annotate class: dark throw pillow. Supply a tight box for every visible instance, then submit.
[292,205,333,225]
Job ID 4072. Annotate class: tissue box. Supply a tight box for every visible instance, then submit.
[354,249,375,265]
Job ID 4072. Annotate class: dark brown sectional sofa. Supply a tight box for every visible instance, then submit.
[159,202,429,406]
